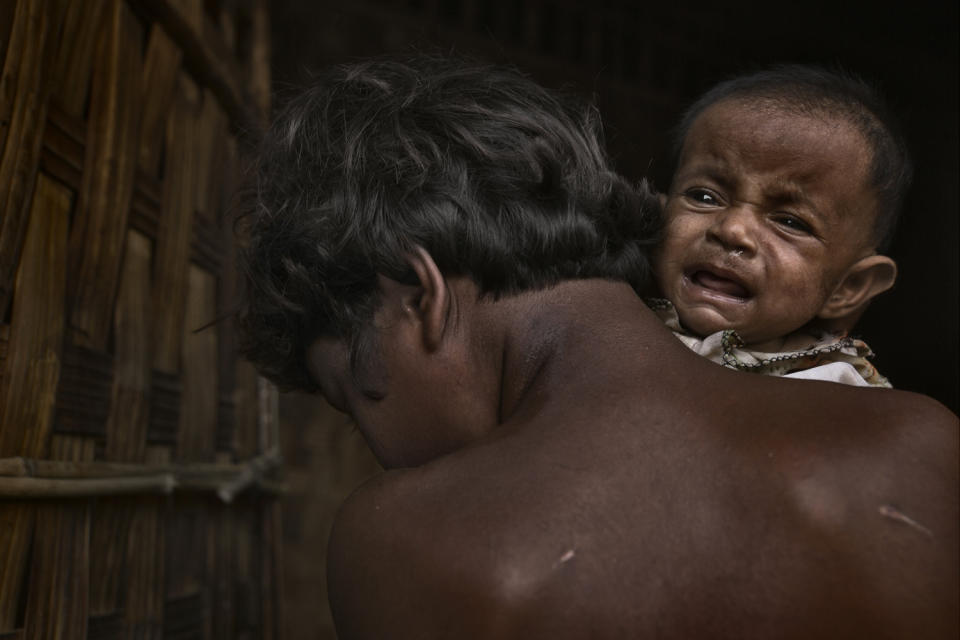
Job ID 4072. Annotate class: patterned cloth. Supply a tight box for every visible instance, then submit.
[646,298,891,388]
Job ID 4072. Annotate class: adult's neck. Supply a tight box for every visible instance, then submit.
[486,278,692,425]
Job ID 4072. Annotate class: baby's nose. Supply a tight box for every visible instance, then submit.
[707,207,758,256]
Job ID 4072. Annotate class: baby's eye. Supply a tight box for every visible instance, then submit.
[683,188,721,207]
[772,214,813,235]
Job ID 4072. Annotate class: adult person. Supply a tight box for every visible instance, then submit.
[238,56,958,639]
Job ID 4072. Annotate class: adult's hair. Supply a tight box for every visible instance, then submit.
[671,64,912,252]
[238,55,660,391]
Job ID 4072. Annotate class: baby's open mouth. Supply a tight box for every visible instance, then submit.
[690,270,751,299]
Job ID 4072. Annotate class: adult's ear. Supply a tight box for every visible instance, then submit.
[402,246,449,352]
[817,254,897,321]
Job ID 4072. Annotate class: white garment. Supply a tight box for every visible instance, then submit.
[784,362,872,387]
[647,298,891,388]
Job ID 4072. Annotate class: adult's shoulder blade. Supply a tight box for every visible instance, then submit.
[327,470,423,640]
[820,388,959,639]
[326,467,517,640]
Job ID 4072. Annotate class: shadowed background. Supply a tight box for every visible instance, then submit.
[268,2,958,638]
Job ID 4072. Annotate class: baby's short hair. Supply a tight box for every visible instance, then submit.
[237,55,660,391]
[672,65,912,252]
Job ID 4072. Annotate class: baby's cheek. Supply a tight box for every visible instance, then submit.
[650,240,671,275]
[650,245,679,296]
[655,219,693,267]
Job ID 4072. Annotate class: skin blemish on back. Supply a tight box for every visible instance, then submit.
[554,549,576,569]
[793,475,848,529]
[878,504,933,538]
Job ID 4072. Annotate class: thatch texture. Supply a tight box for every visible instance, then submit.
[0,0,281,638]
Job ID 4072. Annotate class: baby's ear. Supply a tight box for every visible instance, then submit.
[817,254,897,321]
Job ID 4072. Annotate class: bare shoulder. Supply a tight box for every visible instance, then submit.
[848,387,957,488]
[764,384,958,553]
[326,469,432,640]
[758,380,957,483]
[857,387,956,511]
[326,461,524,640]
[863,390,957,546]
[767,385,958,638]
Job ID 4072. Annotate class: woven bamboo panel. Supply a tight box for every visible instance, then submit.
[0,1,281,638]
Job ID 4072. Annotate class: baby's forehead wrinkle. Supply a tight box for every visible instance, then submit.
[762,177,818,210]
[677,158,819,210]
[674,154,735,188]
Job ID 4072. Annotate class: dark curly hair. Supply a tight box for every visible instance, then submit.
[237,55,661,391]
[672,64,912,253]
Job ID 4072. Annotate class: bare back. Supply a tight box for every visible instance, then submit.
[326,282,958,640]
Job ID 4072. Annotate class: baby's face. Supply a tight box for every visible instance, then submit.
[655,100,878,344]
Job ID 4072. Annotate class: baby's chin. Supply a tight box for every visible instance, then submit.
[677,309,774,346]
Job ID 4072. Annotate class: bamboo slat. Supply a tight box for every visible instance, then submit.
[4,476,281,499]
[147,370,181,446]
[247,0,271,120]
[124,501,164,640]
[166,0,203,35]
[87,611,124,640]
[30,433,96,636]
[163,592,204,640]
[90,500,135,616]
[0,451,282,500]
[22,503,90,640]
[191,198,226,274]
[164,502,208,610]
[0,172,71,627]
[0,3,15,68]
[0,324,8,393]
[129,170,163,240]
[0,173,70,457]
[232,508,258,638]
[49,0,109,117]
[49,434,97,463]
[0,502,31,629]
[104,231,153,463]
[152,72,199,375]
[234,361,262,461]
[261,500,284,640]
[217,396,236,454]
[0,475,175,498]
[217,4,237,51]
[40,103,86,192]
[216,135,241,454]
[177,262,218,467]
[0,450,280,478]
[210,503,237,639]
[258,377,281,455]
[138,24,182,178]
[92,232,152,617]
[0,0,65,317]
[67,0,143,351]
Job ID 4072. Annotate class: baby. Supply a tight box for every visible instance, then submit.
[651,65,912,387]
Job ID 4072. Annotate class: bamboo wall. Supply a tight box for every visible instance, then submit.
[0,1,282,638]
